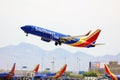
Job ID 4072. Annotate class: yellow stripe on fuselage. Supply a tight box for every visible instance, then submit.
[69,38,86,46]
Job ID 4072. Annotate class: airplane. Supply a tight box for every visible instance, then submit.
[13,64,39,80]
[104,64,120,80]
[32,64,40,74]
[27,64,40,76]
[0,63,16,80]
[21,25,103,48]
[34,64,67,79]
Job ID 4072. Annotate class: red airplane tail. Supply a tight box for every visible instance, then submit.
[53,64,67,78]
[33,64,40,73]
[7,63,16,79]
[86,29,101,44]
[104,64,118,80]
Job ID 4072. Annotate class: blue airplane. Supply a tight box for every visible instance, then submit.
[12,64,39,80]
[21,25,102,48]
[34,64,67,79]
[0,63,16,80]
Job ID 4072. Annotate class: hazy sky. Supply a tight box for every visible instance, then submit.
[0,0,120,56]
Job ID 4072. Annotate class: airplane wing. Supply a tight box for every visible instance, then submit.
[59,30,91,42]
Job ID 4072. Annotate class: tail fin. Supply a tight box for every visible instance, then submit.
[104,64,118,80]
[7,63,16,79]
[86,29,101,43]
[53,64,67,78]
[33,64,39,74]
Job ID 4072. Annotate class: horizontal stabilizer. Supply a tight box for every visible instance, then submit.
[91,43,105,46]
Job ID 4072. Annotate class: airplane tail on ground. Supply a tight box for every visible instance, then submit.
[104,64,118,80]
[53,64,67,78]
[7,63,16,79]
[33,64,40,74]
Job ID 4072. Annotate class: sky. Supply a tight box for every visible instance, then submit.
[0,0,120,56]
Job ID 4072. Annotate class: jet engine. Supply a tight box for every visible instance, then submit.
[41,37,51,42]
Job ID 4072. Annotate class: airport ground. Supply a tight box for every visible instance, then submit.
[9,77,109,80]
[6,71,109,80]
[2,61,118,80]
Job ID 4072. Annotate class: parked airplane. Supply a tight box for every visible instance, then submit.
[28,64,40,75]
[0,63,16,80]
[21,25,102,48]
[34,64,67,79]
[32,64,40,74]
[104,64,120,80]
[13,64,39,80]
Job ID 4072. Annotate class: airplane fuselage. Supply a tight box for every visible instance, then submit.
[21,25,101,47]
[0,73,9,78]
[34,73,56,79]
[21,25,79,42]
[106,74,120,80]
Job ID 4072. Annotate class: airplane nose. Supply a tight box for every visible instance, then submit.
[21,26,25,31]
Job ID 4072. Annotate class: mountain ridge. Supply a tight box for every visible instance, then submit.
[0,42,119,71]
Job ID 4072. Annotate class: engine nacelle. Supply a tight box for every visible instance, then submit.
[41,37,51,42]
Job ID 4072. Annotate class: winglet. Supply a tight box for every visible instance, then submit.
[7,63,16,79]
[72,30,92,38]
[104,64,118,80]
[53,64,67,78]
[33,64,40,74]
[84,30,91,36]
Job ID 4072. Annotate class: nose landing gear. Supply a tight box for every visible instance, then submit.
[26,33,28,36]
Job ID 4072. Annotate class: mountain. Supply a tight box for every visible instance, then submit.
[0,42,120,71]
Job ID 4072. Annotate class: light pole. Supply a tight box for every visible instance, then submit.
[77,57,80,72]
[51,57,55,72]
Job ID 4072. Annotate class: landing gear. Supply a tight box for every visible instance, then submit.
[55,41,58,46]
[55,41,62,46]
[26,33,28,36]
[59,41,62,45]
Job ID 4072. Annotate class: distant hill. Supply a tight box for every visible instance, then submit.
[0,42,120,71]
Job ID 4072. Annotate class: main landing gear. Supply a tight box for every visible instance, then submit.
[55,41,62,46]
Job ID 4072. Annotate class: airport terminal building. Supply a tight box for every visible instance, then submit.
[89,61,120,74]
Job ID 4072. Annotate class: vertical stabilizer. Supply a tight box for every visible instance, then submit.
[104,64,118,80]
[53,64,67,78]
[86,29,101,43]
[7,63,16,79]
[33,64,40,74]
